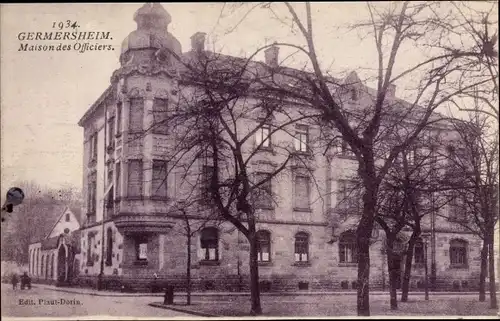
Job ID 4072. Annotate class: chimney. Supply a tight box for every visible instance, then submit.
[387,84,396,98]
[190,32,206,52]
[264,45,279,67]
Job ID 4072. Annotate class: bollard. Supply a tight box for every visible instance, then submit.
[163,285,174,305]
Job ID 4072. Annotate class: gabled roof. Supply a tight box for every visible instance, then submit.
[30,205,81,244]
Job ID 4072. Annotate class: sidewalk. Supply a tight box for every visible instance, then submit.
[33,283,485,298]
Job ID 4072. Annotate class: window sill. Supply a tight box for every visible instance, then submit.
[199,260,220,266]
[337,154,356,160]
[292,261,311,267]
[150,196,169,201]
[450,264,468,269]
[293,207,312,213]
[133,260,148,266]
[255,205,274,211]
[338,263,358,267]
[258,261,273,266]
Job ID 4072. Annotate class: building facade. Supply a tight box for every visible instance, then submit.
[28,206,81,285]
[75,3,482,292]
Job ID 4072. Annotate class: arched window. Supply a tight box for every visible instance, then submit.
[106,228,113,266]
[450,239,468,267]
[28,249,32,274]
[45,255,49,279]
[413,238,424,264]
[51,254,55,279]
[41,255,45,278]
[35,249,39,276]
[339,231,357,263]
[200,227,219,261]
[256,230,271,262]
[294,232,309,262]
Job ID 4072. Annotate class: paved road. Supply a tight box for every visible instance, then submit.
[0,283,191,319]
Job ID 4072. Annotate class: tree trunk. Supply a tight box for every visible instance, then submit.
[356,184,377,316]
[248,231,262,315]
[186,231,192,305]
[386,236,398,310]
[479,240,487,302]
[488,239,498,309]
[401,233,418,302]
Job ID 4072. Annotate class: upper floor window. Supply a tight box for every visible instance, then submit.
[200,227,219,261]
[200,164,215,204]
[115,162,121,200]
[127,159,143,197]
[450,239,468,267]
[152,160,168,198]
[350,88,358,101]
[89,133,98,162]
[129,98,144,133]
[339,231,357,263]
[107,116,115,148]
[254,172,273,209]
[257,230,271,262]
[448,195,467,222]
[152,98,168,135]
[255,123,271,149]
[65,213,70,222]
[294,125,309,153]
[116,102,123,135]
[337,180,360,211]
[413,238,424,264]
[87,173,97,218]
[294,232,309,262]
[294,176,311,211]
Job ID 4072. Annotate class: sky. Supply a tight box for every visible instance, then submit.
[0,2,496,195]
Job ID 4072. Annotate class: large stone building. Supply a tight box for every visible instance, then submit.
[75,3,482,292]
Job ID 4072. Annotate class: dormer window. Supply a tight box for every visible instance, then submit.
[350,88,358,101]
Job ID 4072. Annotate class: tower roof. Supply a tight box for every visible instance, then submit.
[133,2,172,30]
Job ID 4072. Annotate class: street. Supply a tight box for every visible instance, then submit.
[0,283,191,319]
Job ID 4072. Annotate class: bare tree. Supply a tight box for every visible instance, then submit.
[215,1,497,315]
[438,112,498,308]
[148,47,323,315]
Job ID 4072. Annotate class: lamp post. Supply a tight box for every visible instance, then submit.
[422,232,430,300]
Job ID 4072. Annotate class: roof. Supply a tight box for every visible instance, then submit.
[29,204,81,244]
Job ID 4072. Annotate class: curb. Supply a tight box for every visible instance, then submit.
[32,285,486,298]
[148,303,217,317]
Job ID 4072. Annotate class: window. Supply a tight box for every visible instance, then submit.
[89,133,98,162]
[257,230,271,262]
[116,102,122,135]
[135,235,148,261]
[152,98,168,135]
[450,239,467,267]
[108,116,115,147]
[127,159,143,197]
[256,123,271,148]
[294,232,309,262]
[152,160,168,198]
[448,195,466,222]
[87,174,97,221]
[115,162,121,200]
[340,140,355,157]
[414,239,424,264]
[200,228,219,261]
[106,165,114,210]
[86,233,94,266]
[337,180,359,211]
[294,176,310,210]
[294,125,309,152]
[339,231,358,263]
[350,88,358,101]
[129,98,144,133]
[201,165,214,203]
[254,172,273,208]
[105,228,113,266]
[65,213,70,222]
